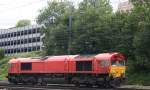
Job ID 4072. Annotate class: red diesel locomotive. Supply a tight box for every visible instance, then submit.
[8,52,126,87]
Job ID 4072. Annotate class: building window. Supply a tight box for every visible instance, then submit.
[24,30,28,35]
[28,47,32,52]
[24,39,27,44]
[1,42,4,46]
[4,42,7,46]
[28,38,32,43]
[28,30,32,34]
[14,49,17,53]
[37,28,40,33]
[8,33,11,38]
[10,49,13,54]
[0,42,2,46]
[14,32,17,37]
[2,34,4,38]
[32,38,36,42]
[21,31,24,35]
[14,40,17,45]
[32,29,36,33]
[6,41,8,46]
[4,34,7,38]
[21,48,24,52]
[37,37,40,42]
[21,40,24,44]
[32,46,36,51]
[17,40,20,45]
[8,41,10,46]
[11,41,13,45]
[11,33,13,37]
[7,49,10,54]
[4,50,7,54]
[24,47,28,52]
[17,48,21,53]
[37,46,40,50]
[17,31,20,36]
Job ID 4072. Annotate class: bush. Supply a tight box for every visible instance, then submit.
[0,49,5,59]
[127,72,150,85]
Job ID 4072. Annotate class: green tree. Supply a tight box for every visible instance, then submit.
[16,19,31,27]
[71,0,113,54]
[105,12,134,56]
[131,0,150,72]
[37,1,74,55]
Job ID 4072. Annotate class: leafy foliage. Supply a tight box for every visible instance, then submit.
[0,48,5,59]
[37,0,150,73]
[131,1,150,71]
[16,19,31,27]
[37,1,74,55]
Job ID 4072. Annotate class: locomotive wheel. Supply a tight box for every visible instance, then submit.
[71,77,80,87]
[75,82,80,87]
[85,83,93,87]
[104,81,111,88]
[37,78,47,86]
[41,82,47,86]
[31,77,38,85]
[73,81,80,87]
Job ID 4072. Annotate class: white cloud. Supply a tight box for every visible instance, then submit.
[0,0,127,29]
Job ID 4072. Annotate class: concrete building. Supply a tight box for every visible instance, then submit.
[0,25,43,55]
[118,1,133,12]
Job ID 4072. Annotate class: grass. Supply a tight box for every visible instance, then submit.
[0,51,42,80]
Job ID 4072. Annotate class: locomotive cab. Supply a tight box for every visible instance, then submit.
[109,53,126,79]
[95,52,126,87]
[108,53,126,87]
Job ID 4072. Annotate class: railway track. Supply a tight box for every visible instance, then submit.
[0,83,116,90]
[0,81,150,90]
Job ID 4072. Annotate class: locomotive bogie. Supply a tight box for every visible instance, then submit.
[8,73,112,86]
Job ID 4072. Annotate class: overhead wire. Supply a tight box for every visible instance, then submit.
[0,0,47,14]
[0,0,122,28]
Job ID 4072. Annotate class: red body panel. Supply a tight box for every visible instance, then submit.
[45,60,66,73]
[20,62,45,73]
[8,52,125,75]
[9,63,19,74]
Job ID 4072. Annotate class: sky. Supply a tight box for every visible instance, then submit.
[0,0,128,29]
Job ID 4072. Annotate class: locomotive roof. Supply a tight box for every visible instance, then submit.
[8,55,79,63]
[95,52,125,61]
[46,55,79,61]
[8,58,43,63]
[8,52,125,63]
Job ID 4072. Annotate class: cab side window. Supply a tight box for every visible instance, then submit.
[100,60,109,67]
